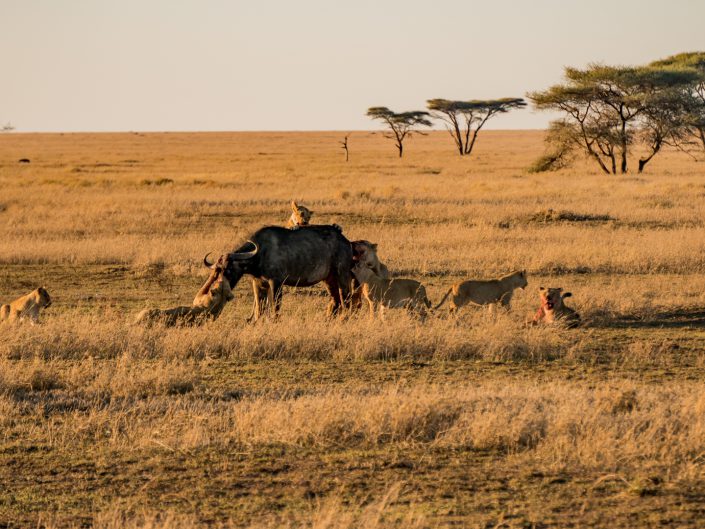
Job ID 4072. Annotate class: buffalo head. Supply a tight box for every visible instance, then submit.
[204,241,259,287]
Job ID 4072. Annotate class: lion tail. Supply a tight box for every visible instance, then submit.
[433,289,452,311]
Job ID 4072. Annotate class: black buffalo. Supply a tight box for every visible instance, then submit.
[206,225,353,319]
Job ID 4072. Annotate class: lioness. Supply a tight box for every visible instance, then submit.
[286,201,313,228]
[0,287,52,324]
[531,287,580,328]
[434,270,528,313]
[350,240,391,311]
[135,255,234,326]
[352,261,431,320]
[351,240,389,279]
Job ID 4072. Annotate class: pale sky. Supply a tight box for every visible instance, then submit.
[2,0,704,132]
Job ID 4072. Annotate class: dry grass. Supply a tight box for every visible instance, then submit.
[2,131,705,527]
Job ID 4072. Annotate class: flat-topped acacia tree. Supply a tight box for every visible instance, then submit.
[427,98,526,156]
[529,62,699,174]
[366,107,432,158]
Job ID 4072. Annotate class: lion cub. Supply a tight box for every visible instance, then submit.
[0,287,52,324]
[434,270,528,313]
[531,287,580,328]
[286,201,313,228]
[352,262,431,320]
[135,256,234,326]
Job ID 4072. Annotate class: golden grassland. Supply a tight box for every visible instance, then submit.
[2,131,705,527]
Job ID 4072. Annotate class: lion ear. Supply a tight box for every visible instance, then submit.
[291,200,298,210]
[539,286,546,291]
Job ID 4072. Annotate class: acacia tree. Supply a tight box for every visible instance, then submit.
[427,98,526,156]
[650,52,705,151]
[637,87,694,172]
[529,63,698,174]
[366,107,431,157]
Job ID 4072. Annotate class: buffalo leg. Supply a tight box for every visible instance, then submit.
[324,277,343,317]
[248,278,269,323]
[333,259,353,312]
[267,279,284,318]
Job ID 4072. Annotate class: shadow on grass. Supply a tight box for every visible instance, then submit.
[596,308,705,329]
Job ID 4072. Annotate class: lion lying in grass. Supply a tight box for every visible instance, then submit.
[352,261,431,320]
[530,287,580,328]
[135,255,234,326]
[434,270,528,313]
[0,287,52,324]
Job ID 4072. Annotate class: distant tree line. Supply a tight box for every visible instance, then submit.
[529,52,705,174]
[365,52,705,173]
[366,99,526,158]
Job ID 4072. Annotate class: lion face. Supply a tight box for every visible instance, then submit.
[290,201,313,226]
[36,287,52,308]
[351,240,379,266]
[211,273,235,302]
[539,287,567,311]
[207,257,235,302]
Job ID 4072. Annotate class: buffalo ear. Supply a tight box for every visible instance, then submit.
[562,292,573,298]
[371,243,378,251]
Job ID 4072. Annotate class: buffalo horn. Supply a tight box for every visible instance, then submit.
[229,240,259,261]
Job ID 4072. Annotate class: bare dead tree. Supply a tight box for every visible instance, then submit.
[339,133,351,162]
[1,122,15,132]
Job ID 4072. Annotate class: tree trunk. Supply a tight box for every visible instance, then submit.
[465,130,479,155]
[620,119,628,174]
[452,120,464,155]
[638,143,661,174]
[592,152,611,175]
[397,141,403,158]
[610,154,616,175]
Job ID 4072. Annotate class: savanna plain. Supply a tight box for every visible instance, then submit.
[2,131,705,528]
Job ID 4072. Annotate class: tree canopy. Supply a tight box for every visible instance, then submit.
[427,98,526,156]
[650,52,705,151]
[529,59,701,174]
[366,107,432,157]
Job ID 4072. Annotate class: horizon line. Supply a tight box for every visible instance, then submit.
[1,128,548,135]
